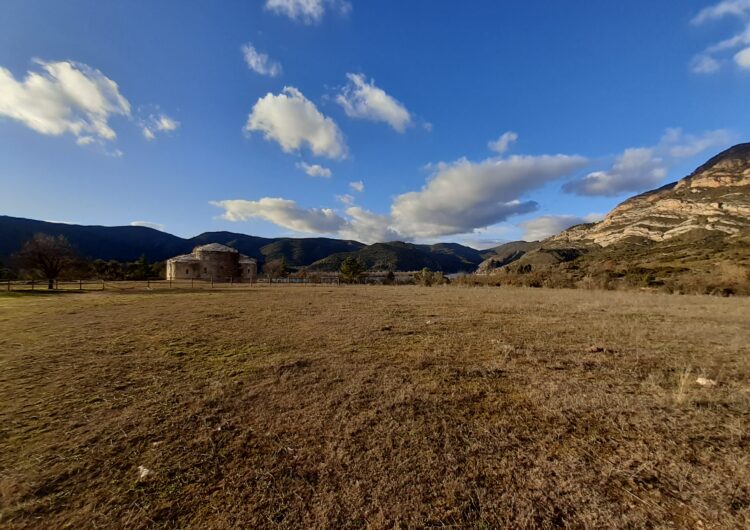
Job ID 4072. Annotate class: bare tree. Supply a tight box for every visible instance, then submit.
[263,258,288,283]
[14,234,77,289]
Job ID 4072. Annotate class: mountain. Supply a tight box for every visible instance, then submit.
[478,143,750,294]
[476,241,542,273]
[550,142,750,247]
[307,241,487,273]
[0,216,476,272]
[0,216,188,263]
[187,231,364,266]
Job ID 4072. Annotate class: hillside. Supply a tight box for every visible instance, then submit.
[0,216,478,272]
[307,241,488,273]
[477,143,750,294]
[0,217,363,267]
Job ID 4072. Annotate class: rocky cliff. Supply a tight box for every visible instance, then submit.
[550,143,750,247]
[476,144,750,294]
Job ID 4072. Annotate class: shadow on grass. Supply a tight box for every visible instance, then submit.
[0,290,86,298]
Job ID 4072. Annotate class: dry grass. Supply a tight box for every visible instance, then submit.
[1,285,749,528]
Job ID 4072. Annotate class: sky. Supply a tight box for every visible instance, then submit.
[1,0,748,247]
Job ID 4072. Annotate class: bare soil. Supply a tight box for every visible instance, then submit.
[1,286,748,528]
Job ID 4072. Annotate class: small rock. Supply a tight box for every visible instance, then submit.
[696,377,717,387]
[425,320,433,325]
[587,346,605,353]
[138,465,152,480]
[380,325,392,331]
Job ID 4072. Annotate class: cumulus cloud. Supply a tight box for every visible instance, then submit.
[563,128,733,197]
[265,0,351,24]
[690,1,750,73]
[296,162,332,178]
[390,154,588,238]
[0,59,130,144]
[336,194,355,206]
[211,198,346,233]
[734,46,750,67]
[242,43,282,77]
[349,180,364,192]
[339,207,400,243]
[519,213,603,241]
[213,150,592,243]
[246,87,347,159]
[141,113,179,141]
[336,73,412,132]
[563,148,666,197]
[488,131,518,154]
[692,0,750,24]
[211,197,396,244]
[130,220,165,231]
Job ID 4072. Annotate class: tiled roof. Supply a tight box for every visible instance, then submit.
[193,243,239,253]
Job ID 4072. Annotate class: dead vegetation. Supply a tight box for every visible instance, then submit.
[1,285,749,528]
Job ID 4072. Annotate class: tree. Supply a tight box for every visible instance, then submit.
[263,258,288,282]
[414,268,447,287]
[340,256,364,284]
[14,234,77,289]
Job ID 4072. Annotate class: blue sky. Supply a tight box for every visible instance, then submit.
[0,0,748,247]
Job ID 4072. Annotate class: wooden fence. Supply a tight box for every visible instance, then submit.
[0,277,345,292]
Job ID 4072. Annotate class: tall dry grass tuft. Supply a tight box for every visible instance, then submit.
[674,365,692,404]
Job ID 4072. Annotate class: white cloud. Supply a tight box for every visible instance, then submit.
[141,113,179,141]
[519,213,603,241]
[734,46,750,67]
[349,180,364,192]
[390,154,588,238]
[0,59,131,144]
[246,87,347,159]
[692,0,750,24]
[690,1,750,73]
[211,197,346,234]
[336,194,355,206]
[563,148,666,197]
[691,55,721,74]
[242,43,282,77]
[265,0,351,24]
[564,128,733,197]
[336,73,412,132]
[296,162,332,178]
[130,220,165,231]
[339,207,400,243]
[213,147,594,243]
[488,131,518,154]
[211,197,396,244]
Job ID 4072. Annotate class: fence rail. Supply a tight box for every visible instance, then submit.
[0,277,348,292]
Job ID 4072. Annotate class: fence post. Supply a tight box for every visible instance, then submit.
[211,276,214,288]
[102,279,105,290]
[79,279,82,291]
[6,280,9,292]
[230,276,233,287]
[31,279,35,291]
[147,278,150,289]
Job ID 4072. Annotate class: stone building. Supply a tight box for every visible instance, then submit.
[166,243,257,282]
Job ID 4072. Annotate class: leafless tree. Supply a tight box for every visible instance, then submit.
[263,258,288,282]
[14,234,77,289]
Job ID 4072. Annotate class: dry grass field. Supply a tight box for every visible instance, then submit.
[1,285,749,528]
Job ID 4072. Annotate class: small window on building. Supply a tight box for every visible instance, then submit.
[186,269,189,274]
[204,267,207,273]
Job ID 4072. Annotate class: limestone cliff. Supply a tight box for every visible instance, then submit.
[550,143,750,247]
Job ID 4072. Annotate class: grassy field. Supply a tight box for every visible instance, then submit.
[1,286,749,528]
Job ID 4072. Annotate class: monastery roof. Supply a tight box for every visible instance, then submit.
[168,254,200,262]
[193,243,239,253]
